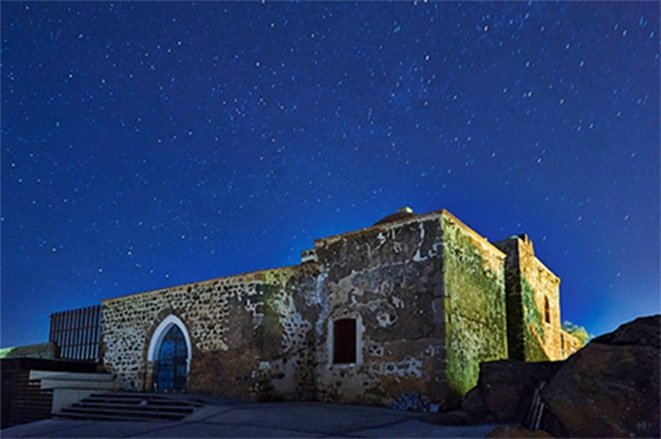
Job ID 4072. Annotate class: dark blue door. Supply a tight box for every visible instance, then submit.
[155,325,188,392]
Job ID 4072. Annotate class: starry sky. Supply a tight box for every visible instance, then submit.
[2,2,659,348]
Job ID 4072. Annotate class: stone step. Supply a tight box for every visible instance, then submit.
[85,396,201,407]
[89,393,204,406]
[54,411,174,423]
[60,406,188,420]
[93,390,177,399]
[56,392,203,422]
[72,401,195,413]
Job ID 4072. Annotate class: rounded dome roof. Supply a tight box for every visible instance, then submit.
[373,206,414,225]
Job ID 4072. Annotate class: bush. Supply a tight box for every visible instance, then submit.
[562,321,591,346]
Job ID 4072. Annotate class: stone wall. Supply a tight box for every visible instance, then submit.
[518,238,563,361]
[101,212,453,407]
[493,238,525,361]
[253,264,321,400]
[101,264,319,400]
[495,236,565,362]
[311,213,446,407]
[99,208,572,409]
[560,329,583,357]
[440,212,508,407]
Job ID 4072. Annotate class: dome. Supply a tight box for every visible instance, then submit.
[373,206,415,225]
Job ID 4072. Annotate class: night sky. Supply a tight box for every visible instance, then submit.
[2,2,659,348]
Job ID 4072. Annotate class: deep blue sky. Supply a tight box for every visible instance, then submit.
[2,2,659,347]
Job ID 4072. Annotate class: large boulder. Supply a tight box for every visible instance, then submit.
[462,360,562,422]
[422,409,495,426]
[542,314,660,437]
[590,314,660,349]
[485,425,553,438]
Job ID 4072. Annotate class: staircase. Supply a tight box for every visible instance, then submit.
[55,392,203,422]
[30,370,118,415]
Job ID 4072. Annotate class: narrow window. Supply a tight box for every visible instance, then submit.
[333,318,357,364]
[544,296,551,324]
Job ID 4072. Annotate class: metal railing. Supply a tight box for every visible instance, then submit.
[49,305,102,362]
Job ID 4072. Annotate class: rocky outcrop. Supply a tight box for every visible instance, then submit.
[462,360,561,423]
[589,314,659,348]
[485,425,553,438]
[461,314,660,437]
[542,315,660,437]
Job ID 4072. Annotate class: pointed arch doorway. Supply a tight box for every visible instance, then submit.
[147,315,192,393]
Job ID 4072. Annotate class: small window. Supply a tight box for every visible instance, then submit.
[333,318,357,364]
[544,296,551,324]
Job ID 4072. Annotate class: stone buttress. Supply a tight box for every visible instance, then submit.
[494,235,566,361]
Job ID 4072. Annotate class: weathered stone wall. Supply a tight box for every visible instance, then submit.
[254,264,321,400]
[493,238,524,361]
[560,329,583,357]
[312,214,446,407]
[518,238,563,361]
[495,236,565,362]
[101,264,320,400]
[440,212,508,407]
[99,208,572,409]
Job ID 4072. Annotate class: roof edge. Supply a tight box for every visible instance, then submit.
[101,263,310,304]
[439,209,507,259]
[314,210,445,246]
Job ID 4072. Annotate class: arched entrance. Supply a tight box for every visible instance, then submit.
[147,315,191,393]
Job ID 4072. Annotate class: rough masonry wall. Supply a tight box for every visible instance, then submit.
[441,212,508,407]
[517,240,563,361]
[560,329,583,357]
[496,236,565,362]
[255,264,321,400]
[312,215,446,407]
[495,238,526,361]
[99,209,567,407]
[101,264,320,400]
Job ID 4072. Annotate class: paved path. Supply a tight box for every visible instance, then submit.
[2,400,499,438]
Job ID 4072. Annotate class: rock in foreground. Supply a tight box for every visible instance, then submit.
[485,425,552,438]
[461,314,660,437]
[542,315,660,437]
[462,360,561,423]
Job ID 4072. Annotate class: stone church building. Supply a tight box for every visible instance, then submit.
[100,208,580,409]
